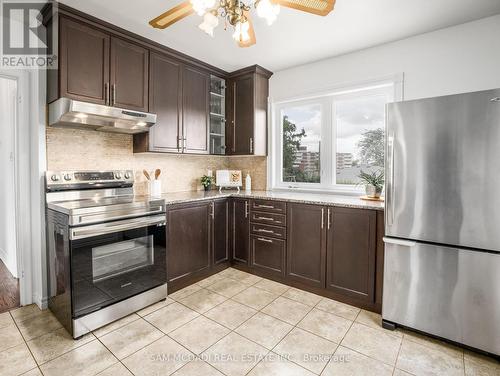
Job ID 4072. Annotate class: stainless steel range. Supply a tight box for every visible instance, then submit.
[45,170,167,339]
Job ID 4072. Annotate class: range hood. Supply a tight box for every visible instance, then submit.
[48,98,157,134]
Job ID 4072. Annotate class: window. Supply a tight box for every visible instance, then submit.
[271,79,401,192]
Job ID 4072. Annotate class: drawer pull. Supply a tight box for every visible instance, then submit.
[256,204,274,209]
[256,216,273,221]
[256,229,274,234]
[257,237,273,243]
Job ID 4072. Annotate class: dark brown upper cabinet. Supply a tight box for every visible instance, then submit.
[231,198,250,266]
[182,66,210,154]
[57,17,110,105]
[110,37,149,112]
[135,52,181,153]
[212,199,230,266]
[226,65,272,156]
[326,207,377,304]
[286,203,327,289]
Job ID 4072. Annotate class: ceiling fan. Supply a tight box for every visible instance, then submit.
[149,0,336,47]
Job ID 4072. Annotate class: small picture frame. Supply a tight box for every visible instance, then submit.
[216,170,242,192]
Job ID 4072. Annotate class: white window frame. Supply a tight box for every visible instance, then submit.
[269,74,404,194]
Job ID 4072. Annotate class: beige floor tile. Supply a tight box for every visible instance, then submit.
[254,279,290,295]
[169,284,202,301]
[202,332,269,376]
[232,286,278,310]
[40,340,117,376]
[179,289,227,313]
[315,298,360,321]
[93,314,141,337]
[144,302,199,333]
[21,368,43,376]
[169,316,230,354]
[16,310,62,340]
[396,338,464,376]
[10,304,42,322]
[297,308,352,343]
[96,362,133,376]
[136,298,175,317]
[27,327,95,364]
[232,272,263,286]
[282,288,322,307]
[322,346,394,376]
[464,350,500,376]
[274,327,337,374]
[235,312,293,349]
[0,343,37,376]
[122,336,193,376]
[402,329,463,358]
[341,322,401,365]
[262,296,312,325]
[248,352,315,375]
[197,273,226,288]
[0,323,24,352]
[0,311,14,328]
[206,278,249,298]
[218,267,245,279]
[100,319,164,359]
[204,299,257,329]
[354,309,381,329]
[172,359,224,375]
[393,369,414,376]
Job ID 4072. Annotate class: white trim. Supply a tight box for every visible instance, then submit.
[269,74,404,194]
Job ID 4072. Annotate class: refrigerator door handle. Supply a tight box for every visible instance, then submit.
[383,237,417,247]
[386,131,395,226]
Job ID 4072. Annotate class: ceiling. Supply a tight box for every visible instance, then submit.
[58,0,500,72]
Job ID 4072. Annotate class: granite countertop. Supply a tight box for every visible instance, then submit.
[157,190,385,211]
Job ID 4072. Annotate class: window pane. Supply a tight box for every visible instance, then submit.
[281,104,321,183]
[335,95,386,185]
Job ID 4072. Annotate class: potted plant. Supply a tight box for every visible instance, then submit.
[358,169,384,198]
[201,175,213,191]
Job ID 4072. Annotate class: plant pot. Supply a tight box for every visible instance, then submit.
[203,184,211,192]
[365,184,382,198]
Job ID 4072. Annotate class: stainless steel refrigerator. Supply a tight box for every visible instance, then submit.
[383,89,500,356]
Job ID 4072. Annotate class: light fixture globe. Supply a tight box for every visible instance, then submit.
[199,11,219,36]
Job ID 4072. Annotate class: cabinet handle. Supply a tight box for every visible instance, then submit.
[249,138,253,153]
[256,204,274,209]
[257,237,273,243]
[256,228,274,234]
[210,202,215,219]
[245,201,249,218]
[104,83,109,105]
[256,216,273,221]
[111,84,116,106]
[321,208,324,229]
[327,208,331,229]
[177,136,181,151]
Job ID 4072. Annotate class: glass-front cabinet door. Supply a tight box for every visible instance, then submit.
[209,75,226,155]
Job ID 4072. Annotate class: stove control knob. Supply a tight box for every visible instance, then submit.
[124,172,131,179]
[51,174,60,182]
[64,174,72,181]
[115,172,122,180]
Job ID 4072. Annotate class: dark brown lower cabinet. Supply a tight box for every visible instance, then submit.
[166,201,211,290]
[250,235,285,278]
[212,199,229,266]
[326,207,377,304]
[231,198,250,265]
[286,203,326,288]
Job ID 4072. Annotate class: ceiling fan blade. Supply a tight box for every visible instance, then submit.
[272,0,335,16]
[149,1,194,29]
[238,11,256,48]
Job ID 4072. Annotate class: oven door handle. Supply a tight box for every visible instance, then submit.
[70,215,166,240]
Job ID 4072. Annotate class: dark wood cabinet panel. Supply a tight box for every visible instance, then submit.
[251,200,286,214]
[138,52,181,152]
[182,66,209,154]
[326,207,377,303]
[166,202,211,287]
[375,210,385,311]
[59,17,110,105]
[251,235,285,278]
[231,199,250,265]
[286,203,326,288]
[251,223,286,240]
[250,211,286,227]
[110,37,149,112]
[212,200,230,265]
[232,74,254,154]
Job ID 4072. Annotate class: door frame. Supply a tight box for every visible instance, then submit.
[0,69,32,306]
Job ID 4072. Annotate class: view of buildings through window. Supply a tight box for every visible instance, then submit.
[280,91,387,187]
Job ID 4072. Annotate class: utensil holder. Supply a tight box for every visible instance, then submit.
[150,180,162,197]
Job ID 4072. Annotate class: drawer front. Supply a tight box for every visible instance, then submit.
[251,200,286,214]
[251,223,286,239]
[251,211,286,227]
[250,235,285,277]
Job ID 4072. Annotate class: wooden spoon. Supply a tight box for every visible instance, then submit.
[154,169,161,180]
[143,170,151,181]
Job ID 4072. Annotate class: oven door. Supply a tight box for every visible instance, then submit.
[69,215,166,318]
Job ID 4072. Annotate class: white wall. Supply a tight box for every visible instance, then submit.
[270,15,500,101]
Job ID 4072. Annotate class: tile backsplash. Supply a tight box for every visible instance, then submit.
[46,128,267,194]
